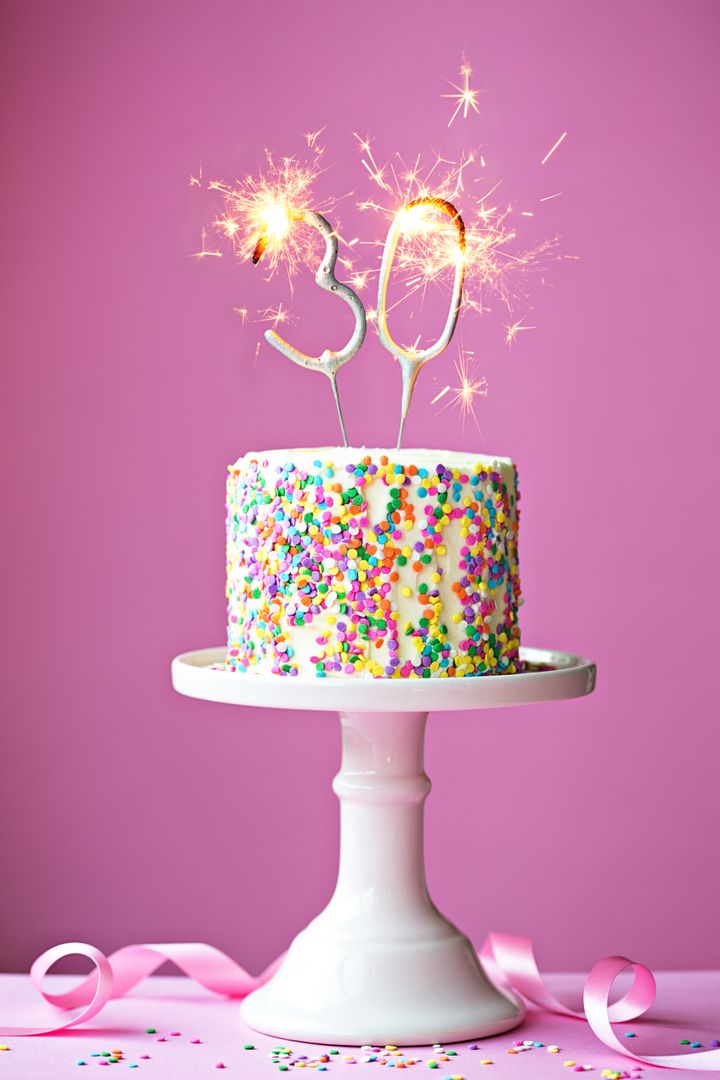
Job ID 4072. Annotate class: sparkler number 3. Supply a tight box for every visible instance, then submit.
[262,210,366,447]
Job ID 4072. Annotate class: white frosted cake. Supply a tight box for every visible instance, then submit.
[226,448,521,678]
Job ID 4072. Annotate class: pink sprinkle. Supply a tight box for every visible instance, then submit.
[139,1055,150,1060]
[215,1064,226,1070]
[156,1037,167,1042]
[190,1039,201,1044]
[99,1063,109,1067]
[170,1031,181,1036]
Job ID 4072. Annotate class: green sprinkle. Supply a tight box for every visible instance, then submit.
[145,1028,156,1034]
[244,1044,256,1050]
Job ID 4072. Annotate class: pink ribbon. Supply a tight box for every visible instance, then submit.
[2,935,718,1070]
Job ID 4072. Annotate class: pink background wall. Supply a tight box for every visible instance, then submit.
[2,0,719,975]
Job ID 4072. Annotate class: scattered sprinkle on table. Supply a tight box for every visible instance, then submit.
[145,1028,156,1034]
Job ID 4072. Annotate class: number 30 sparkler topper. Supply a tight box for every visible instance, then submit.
[253,197,466,449]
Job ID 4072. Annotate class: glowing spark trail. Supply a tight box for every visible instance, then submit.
[505,318,536,345]
[435,351,488,429]
[192,227,221,259]
[444,61,482,127]
[257,303,296,330]
[540,131,567,165]
[207,150,330,282]
[356,143,559,322]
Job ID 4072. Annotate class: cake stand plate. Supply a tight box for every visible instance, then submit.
[171,647,596,1046]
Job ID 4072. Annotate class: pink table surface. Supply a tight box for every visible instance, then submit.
[1,972,719,1080]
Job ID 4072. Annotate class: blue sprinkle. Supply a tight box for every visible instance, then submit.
[691,1042,702,1048]
[76,1063,87,1068]
[533,1042,544,1047]
[625,1032,637,1038]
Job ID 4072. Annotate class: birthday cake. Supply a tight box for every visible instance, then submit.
[226,447,521,678]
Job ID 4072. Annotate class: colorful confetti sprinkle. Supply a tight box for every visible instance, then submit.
[226,450,521,679]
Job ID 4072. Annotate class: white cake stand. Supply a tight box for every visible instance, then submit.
[171,646,596,1046]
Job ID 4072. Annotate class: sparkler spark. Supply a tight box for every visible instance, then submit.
[444,61,483,127]
[355,139,559,325]
[505,318,536,345]
[207,150,330,281]
[304,126,327,152]
[256,302,296,330]
[434,351,488,428]
[540,131,568,165]
[192,227,222,259]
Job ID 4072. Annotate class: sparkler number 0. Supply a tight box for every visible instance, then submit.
[376,197,466,447]
[263,198,466,449]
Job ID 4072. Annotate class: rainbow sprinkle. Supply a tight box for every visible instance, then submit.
[226,450,521,678]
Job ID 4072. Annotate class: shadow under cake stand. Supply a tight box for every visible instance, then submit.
[171,646,596,1046]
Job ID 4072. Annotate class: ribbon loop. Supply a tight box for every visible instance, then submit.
[3,935,719,1071]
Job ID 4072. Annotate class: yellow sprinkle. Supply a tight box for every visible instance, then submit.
[401,586,412,598]
[564,1062,576,1068]
[385,1046,398,1052]
[481,1062,493,1067]
[0,1045,10,1051]
[436,545,447,556]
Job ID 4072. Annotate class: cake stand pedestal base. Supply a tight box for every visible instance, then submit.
[241,710,522,1045]
[172,646,596,1045]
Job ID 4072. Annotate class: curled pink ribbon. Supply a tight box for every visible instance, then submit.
[2,935,718,1071]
